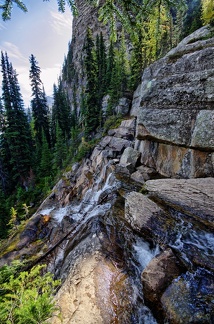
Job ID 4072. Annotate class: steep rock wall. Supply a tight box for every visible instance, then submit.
[131,26,214,178]
[65,0,108,112]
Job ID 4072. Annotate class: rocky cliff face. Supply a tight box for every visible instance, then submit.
[0,13,214,324]
[131,25,214,179]
[64,0,108,112]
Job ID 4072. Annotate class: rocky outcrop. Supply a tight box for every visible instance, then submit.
[145,178,214,229]
[131,25,214,179]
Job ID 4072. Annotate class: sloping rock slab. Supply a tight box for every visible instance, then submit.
[124,192,173,242]
[50,235,136,324]
[145,178,214,229]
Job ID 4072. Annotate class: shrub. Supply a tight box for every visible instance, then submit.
[0,264,61,323]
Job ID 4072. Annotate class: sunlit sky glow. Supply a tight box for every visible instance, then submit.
[0,0,73,107]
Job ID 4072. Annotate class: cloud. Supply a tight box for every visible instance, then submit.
[50,10,72,35]
[41,64,62,94]
[0,22,6,30]
[1,41,28,64]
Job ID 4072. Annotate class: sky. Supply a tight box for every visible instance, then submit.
[0,0,73,107]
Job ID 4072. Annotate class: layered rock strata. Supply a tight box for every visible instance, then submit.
[131,26,214,179]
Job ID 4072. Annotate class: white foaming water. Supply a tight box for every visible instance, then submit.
[183,229,214,255]
[39,171,120,225]
[40,207,54,215]
[133,238,160,271]
[68,172,120,223]
[170,219,214,257]
[52,206,69,223]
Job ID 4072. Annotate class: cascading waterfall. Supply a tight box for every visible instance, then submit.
[39,164,160,322]
[38,161,213,323]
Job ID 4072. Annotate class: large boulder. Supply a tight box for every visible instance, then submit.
[108,118,136,141]
[141,248,181,305]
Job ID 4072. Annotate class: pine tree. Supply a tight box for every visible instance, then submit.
[52,79,71,144]
[0,97,5,131]
[83,28,99,135]
[95,32,107,104]
[29,54,50,146]
[106,41,115,91]
[39,131,52,177]
[106,33,130,114]
[53,123,67,170]
[1,52,33,189]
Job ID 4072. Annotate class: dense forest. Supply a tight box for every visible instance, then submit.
[0,0,213,239]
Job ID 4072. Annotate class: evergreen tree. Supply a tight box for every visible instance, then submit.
[106,33,130,114]
[52,79,71,144]
[95,32,107,106]
[29,54,50,146]
[83,28,99,134]
[1,51,33,189]
[0,97,5,131]
[53,123,67,170]
[106,41,115,90]
[39,131,52,177]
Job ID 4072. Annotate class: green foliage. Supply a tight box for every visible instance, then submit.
[102,115,123,135]
[52,80,72,143]
[107,31,131,110]
[0,0,27,20]
[201,0,214,25]
[39,132,53,177]
[53,123,67,170]
[1,52,34,190]
[0,260,23,284]
[7,206,17,228]
[0,264,61,323]
[82,28,100,134]
[29,54,50,146]
[74,137,98,162]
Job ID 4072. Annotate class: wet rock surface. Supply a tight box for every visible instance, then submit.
[141,248,182,316]
[161,269,214,324]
